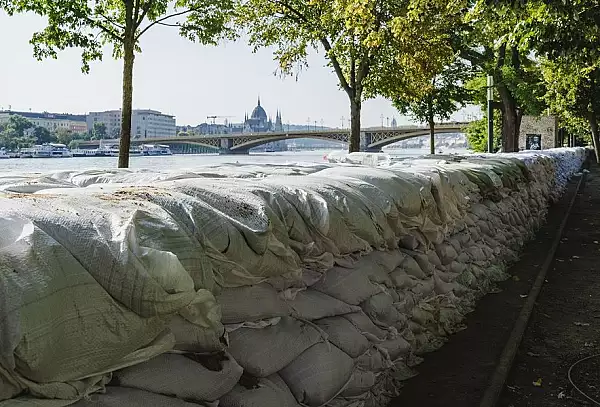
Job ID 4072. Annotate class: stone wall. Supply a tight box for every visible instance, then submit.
[519,115,558,150]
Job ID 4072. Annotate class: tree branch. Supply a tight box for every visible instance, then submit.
[136,7,198,39]
[136,0,154,29]
[85,16,123,42]
[321,37,352,96]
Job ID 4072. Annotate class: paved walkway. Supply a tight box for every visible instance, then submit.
[500,164,600,406]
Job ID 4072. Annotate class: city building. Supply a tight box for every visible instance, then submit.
[180,98,284,136]
[87,109,176,139]
[243,98,284,133]
[0,110,87,133]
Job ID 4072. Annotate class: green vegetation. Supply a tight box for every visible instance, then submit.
[236,0,465,152]
[2,0,235,167]
[0,115,90,151]
[1,0,600,159]
[392,58,473,154]
[466,112,502,153]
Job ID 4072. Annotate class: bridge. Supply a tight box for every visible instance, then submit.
[79,122,468,154]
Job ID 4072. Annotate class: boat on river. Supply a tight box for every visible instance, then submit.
[142,144,172,156]
[19,144,72,158]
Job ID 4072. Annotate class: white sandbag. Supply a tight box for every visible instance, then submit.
[316,317,370,358]
[435,243,458,265]
[378,336,411,360]
[70,386,200,407]
[426,250,443,268]
[217,283,289,324]
[390,269,418,289]
[340,370,377,397]
[361,293,404,328]
[398,256,427,279]
[218,374,299,407]
[168,315,225,352]
[227,317,322,377]
[114,352,242,402]
[367,250,406,273]
[312,265,381,306]
[0,211,181,393]
[288,290,361,320]
[402,251,435,277]
[280,343,354,407]
[342,312,388,342]
[356,348,391,372]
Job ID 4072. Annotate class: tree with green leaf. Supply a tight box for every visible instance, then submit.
[3,0,235,167]
[392,58,473,154]
[512,0,600,160]
[458,1,547,152]
[33,126,56,144]
[0,115,36,150]
[92,121,108,140]
[465,110,501,152]
[55,127,74,145]
[237,0,466,153]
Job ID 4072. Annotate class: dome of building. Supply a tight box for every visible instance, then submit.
[250,98,268,121]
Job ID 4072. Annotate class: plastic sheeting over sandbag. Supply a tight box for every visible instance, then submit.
[0,147,586,407]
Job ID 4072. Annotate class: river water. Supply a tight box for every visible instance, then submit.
[0,148,470,173]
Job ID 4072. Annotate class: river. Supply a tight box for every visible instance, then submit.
[0,148,470,172]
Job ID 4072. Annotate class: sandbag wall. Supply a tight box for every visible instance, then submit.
[0,148,586,407]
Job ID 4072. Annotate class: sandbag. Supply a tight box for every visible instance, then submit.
[168,315,225,352]
[316,317,370,358]
[218,283,289,324]
[70,386,200,407]
[227,317,322,377]
[218,374,299,407]
[340,370,377,398]
[280,343,354,407]
[287,290,361,320]
[342,312,388,342]
[312,266,381,306]
[114,352,242,402]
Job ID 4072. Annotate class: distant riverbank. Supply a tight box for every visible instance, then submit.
[0,148,471,172]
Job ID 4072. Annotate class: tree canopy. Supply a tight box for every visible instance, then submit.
[3,0,236,167]
[392,57,473,154]
[237,0,466,152]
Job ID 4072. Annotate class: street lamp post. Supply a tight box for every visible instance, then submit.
[487,75,494,153]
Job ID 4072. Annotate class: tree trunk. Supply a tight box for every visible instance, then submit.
[589,113,600,164]
[349,98,361,153]
[118,2,135,169]
[428,116,435,155]
[498,85,521,152]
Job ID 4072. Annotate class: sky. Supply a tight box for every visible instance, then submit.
[0,11,481,128]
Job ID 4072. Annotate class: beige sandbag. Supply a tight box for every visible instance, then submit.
[312,266,381,306]
[227,317,322,377]
[280,343,354,407]
[114,352,242,402]
[218,374,299,407]
[342,312,388,342]
[287,290,361,320]
[217,283,289,324]
[70,386,200,407]
[340,370,377,397]
[316,317,370,358]
[361,293,403,328]
[435,243,458,265]
[168,315,225,353]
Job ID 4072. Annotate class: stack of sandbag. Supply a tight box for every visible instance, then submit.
[0,148,586,407]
